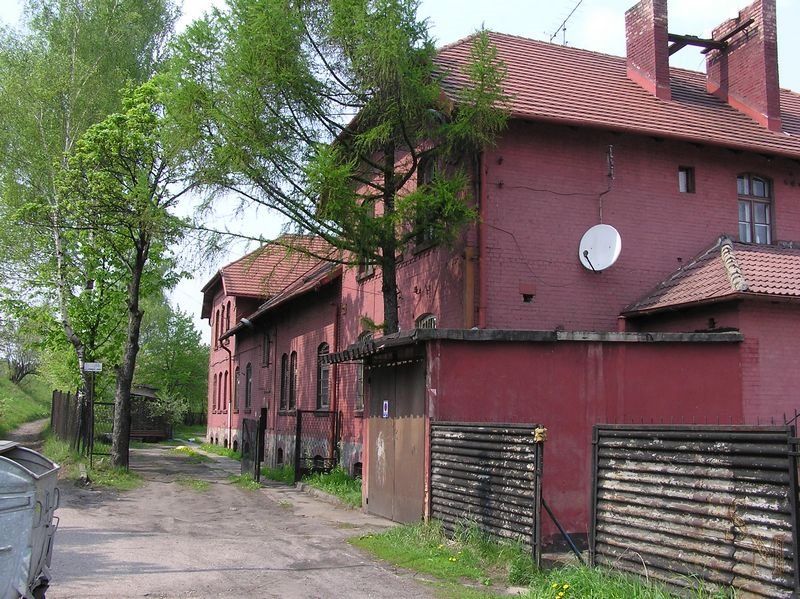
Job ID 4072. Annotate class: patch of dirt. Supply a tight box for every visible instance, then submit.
[5,417,49,452]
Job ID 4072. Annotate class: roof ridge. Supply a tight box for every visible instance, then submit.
[719,236,750,292]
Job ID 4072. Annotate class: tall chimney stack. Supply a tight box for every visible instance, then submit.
[706,0,781,131]
[625,0,671,101]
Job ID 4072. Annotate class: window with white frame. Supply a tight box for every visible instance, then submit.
[738,174,772,244]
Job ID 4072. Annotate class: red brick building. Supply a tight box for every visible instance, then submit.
[203,0,800,540]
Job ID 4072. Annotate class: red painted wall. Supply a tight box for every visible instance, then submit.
[738,302,800,424]
[480,121,800,331]
[427,339,743,539]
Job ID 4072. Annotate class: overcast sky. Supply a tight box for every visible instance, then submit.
[3,0,799,335]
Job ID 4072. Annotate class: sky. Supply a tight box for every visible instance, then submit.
[3,0,799,337]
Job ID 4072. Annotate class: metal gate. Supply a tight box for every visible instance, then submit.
[430,422,545,564]
[591,424,799,598]
[90,399,115,467]
[241,409,267,481]
[293,410,341,483]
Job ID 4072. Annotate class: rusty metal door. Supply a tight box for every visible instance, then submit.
[367,360,425,522]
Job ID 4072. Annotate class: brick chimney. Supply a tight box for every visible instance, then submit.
[706,0,781,131]
[625,0,671,101]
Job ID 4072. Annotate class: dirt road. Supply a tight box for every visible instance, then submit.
[47,446,434,598]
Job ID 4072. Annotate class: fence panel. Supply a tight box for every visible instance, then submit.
[51,390,77,442]
[430,422,544,564]
[591,425,798,598]
[293,410,340,482]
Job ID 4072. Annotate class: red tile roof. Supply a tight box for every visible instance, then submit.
[200,234,336,318]
[223,261,343,339]
[436,32,800,159]
[623,236,800,315]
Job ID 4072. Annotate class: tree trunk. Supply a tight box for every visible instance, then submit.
[111,237,149,468]
[381,142,400,334]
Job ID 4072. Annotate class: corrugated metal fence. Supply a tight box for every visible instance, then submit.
[591,425,799,598]
[430,422,544,563]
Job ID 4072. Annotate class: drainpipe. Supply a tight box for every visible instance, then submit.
[272,326,279,465]
[331,299,341,465]
[220,339,233,447]
[478,151,488,328]
[332,299,340,415]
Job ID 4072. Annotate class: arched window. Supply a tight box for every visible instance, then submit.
[289,351,297,411]
[355,332,372,412]
[738,174,772,244]
[416,313,437,329]
[280,353,289,411]
[212,373,217,411]
[316,343,330,410]
[225,301,231,332]
[245,363,252,409]
[223,370,229,412]
[214,310,220,348]
[234,366,240,411]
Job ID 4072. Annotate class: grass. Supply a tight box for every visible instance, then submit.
[350,522,713,599]
[200,442,241,460]
[173,445,211,463]
[176,476,210,492]
[0,374,52,437]
[228,473,262,490]
[173,423,206,439]
[260,463,295,484]
[42,434,143,491]
[302,466,362,508]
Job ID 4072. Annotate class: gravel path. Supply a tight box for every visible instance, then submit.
[46,445,436,599]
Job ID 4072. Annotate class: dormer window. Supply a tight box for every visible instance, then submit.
[737,174,772,244]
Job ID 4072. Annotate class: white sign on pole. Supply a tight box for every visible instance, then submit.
[83,362,103,373]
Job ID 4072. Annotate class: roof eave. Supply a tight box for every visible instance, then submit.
[507,112,800,161]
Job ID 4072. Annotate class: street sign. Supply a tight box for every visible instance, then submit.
[83,362,103,373]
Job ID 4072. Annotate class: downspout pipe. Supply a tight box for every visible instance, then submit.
[220,339,233,448]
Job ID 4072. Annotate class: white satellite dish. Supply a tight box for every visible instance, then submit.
[578,224,621,271]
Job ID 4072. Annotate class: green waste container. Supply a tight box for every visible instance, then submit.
[0,441,60,599]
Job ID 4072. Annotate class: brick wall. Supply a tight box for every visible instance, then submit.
[706,0,781,131]
[480,120,800,331]
[625,0,670,100]
[738,301,800,423]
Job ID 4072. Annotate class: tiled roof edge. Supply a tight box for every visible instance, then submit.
[720,236,750,293]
